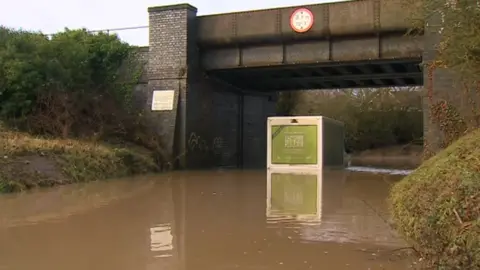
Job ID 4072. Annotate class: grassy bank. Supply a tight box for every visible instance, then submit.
[0,129,159,193]
[389,129,480,269]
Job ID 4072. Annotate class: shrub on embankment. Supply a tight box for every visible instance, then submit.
[0,27,164,192]
[0,127,158,193]
[389,129,480,269]
[277,88,423,152]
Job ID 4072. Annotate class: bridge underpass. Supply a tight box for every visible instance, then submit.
[208,58,423,91]
[201,58,423,170]
[196,33,423,169]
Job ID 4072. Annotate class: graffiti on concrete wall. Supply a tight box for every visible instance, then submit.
[187,132,227,153]
[187,132,209,152]
[212,137,223,155]
[186,132,237,166]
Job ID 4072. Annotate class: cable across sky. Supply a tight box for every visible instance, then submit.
[45,25,150,45]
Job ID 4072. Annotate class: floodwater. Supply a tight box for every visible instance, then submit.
[0,168,420,270]
[350,158,420,170]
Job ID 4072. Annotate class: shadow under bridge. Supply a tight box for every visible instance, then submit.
[208,58,423,92]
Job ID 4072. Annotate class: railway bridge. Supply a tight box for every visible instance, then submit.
[139,0,447,169]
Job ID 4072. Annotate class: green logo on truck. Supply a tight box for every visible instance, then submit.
[271,125,317,164]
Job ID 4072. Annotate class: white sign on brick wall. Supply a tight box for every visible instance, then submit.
[151,90,175,111]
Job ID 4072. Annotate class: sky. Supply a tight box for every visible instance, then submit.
[0,0,346,46]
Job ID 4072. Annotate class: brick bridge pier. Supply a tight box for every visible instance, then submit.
[140,1,450,169]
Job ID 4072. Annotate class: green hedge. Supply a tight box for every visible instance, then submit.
[0,27,141,139]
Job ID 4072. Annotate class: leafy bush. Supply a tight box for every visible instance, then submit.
[389,128,480,269]
[0,27,142,139]
[0,27,167,158]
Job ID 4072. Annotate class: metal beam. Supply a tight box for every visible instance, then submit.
[356,65,385,85]
[211,64,421,84]
[330,65,366,86]
[380,64,405,85]
[208,58,422,76]
[233,72,421,87]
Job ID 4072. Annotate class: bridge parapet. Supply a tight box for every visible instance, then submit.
[197,0,410,46]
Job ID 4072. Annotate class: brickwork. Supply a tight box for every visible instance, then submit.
[147,4,196,168]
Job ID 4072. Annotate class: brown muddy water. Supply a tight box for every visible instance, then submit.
[0,168,422,270]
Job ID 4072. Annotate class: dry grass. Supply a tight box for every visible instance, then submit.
[0,127,159,193]
[389,128,480,269]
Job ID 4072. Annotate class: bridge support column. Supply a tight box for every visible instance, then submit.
[147,4,198,169]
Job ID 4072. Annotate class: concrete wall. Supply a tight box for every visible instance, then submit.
[321,117,345,167]
[186,76,243,169]
[186,77,277,169]
[243,95,277,169]
[132,47,149,110]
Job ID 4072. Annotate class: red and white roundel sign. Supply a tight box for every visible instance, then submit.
[290,8,314,33]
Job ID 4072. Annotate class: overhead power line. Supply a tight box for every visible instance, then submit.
[46,25,148,36]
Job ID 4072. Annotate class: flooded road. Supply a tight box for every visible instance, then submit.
[0,169,419,270]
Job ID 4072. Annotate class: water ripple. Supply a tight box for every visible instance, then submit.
[346,166,413,175]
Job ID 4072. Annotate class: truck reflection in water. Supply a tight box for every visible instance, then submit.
[266,170,324,226]
[265,168,404,246]
[150,223,173,257]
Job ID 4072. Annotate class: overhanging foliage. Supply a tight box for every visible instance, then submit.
[0,27,143,138]
[403,0,480,152]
